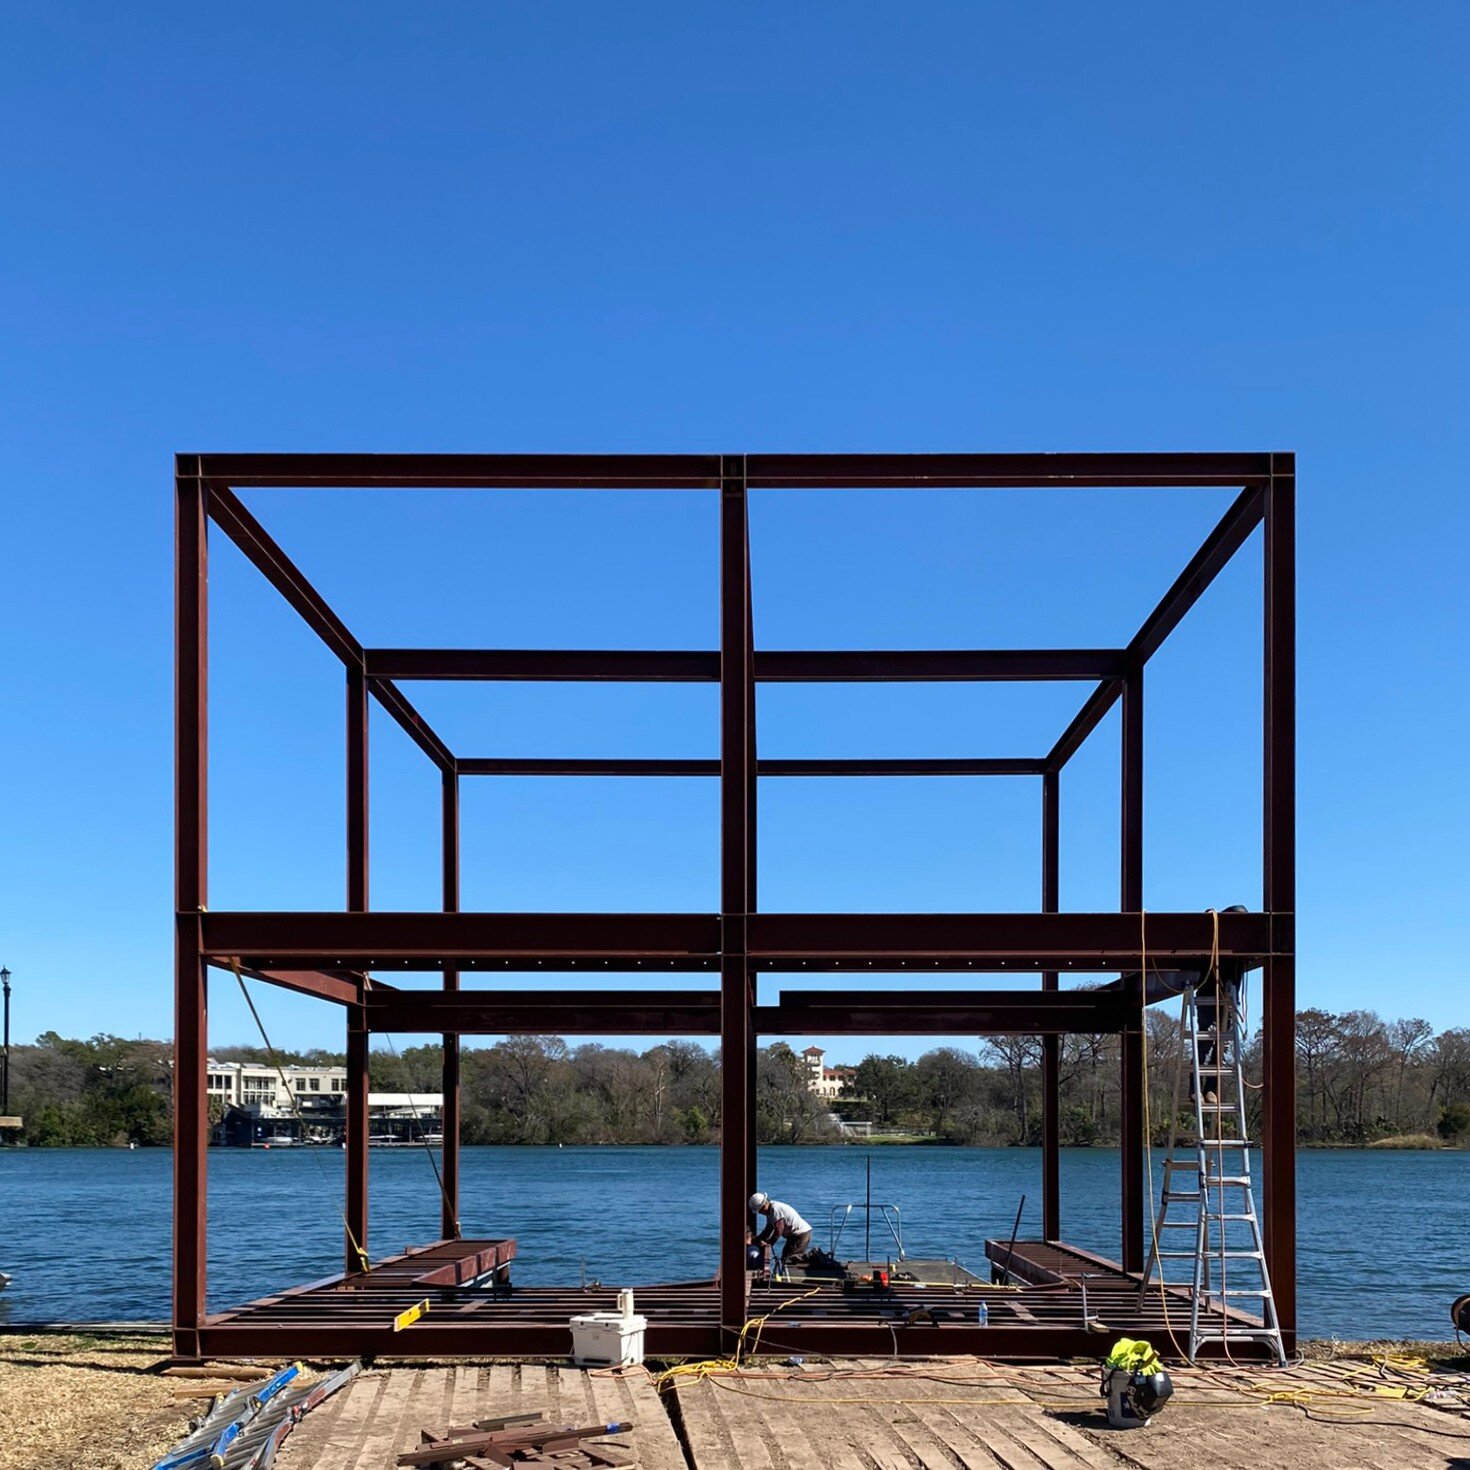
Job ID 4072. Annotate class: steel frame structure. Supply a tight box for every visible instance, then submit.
[174,451,1295,1361]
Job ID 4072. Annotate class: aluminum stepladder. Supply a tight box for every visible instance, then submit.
[1140,970,1287,1365]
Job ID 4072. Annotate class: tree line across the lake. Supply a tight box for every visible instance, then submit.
[5,1006,1470,1149]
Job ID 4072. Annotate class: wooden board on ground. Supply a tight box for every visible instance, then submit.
[669,1354,1470,1470]
[273,1363,682,1470]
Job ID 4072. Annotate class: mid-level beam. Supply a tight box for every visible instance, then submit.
[198,911,723,971]
[748,911,1276,971]
[194,910,1276,974]
[197,451,1272,490]
[456,757,1045,777]
[365,989,721,1035]
[364,648,1126,684]
[758,989,1127,1035]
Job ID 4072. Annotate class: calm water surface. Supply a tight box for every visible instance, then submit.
[0,1146,1462,1340]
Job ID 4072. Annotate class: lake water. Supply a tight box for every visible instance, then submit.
[0,1146,1463,1341]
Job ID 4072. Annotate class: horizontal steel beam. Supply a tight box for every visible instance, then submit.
[205,483,362,666]
[365,989,721,1035]
[747,911,1276,971]
[195,910,1275,974]
[364,648,1127,684]
[456,757,1046,778]
[1128,484,1264,667]
[758,988,1128,1035]
[368,678,455,773]
[197,911,723,971]
[191,1320,1177,1361]
[1047,678,1122,772]
[195,451,1272,491]
[220,963,363,1006]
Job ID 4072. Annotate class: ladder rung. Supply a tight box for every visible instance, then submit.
[1197,1138,1251,1147]
[1157,1217,1199,1226]
[1216,1289,1273,1298]
[1209,1212,1259,1221]
[1202,1176,1253,1187]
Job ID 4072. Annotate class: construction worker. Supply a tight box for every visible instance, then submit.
[749,1192,812,1269]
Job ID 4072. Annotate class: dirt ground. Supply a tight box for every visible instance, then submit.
[3,1336,1469,1470]
[0,1334,189,1470]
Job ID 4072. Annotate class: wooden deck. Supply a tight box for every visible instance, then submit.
[271,1359,1470,1470]
[198,1237,1269,1362]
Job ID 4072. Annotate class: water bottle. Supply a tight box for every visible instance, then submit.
[976,1301,989,1326]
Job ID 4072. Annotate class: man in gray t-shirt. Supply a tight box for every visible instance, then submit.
[750,1191,813,1269]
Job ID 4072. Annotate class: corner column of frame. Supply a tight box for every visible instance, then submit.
[719,458,755,1339]
[1262,457,1296,1346]
[1119,670,1145,1274]
[345,666,370,1275]
[441,767,462,1240]
[173,461,208,1358]
[1040,770,1060,1240]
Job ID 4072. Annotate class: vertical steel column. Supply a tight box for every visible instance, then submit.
[345,665,370,1275]
[173,461,209,1358]
[718,457,754,1338]
[1119,670,1145,1274]
[441,766,462,1240]
[1040,769,1061,1240]
[743,508,759,1207]
[1262,455,1297,1347]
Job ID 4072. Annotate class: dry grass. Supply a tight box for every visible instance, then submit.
[0,1333,206,1470]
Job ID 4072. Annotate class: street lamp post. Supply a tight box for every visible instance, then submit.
[1,967,11,1119]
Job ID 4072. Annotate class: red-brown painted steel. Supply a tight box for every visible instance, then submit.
[1263,456,1297,1350]
[172,462,208,1359]
[176,449,1296,1357]
[1119,670,1145,1274]
[441,766,461,1240]
[457,756,1046,777]
[718,458,754,1338]
[345,665,370,1275]
[1040,769,1061,1240]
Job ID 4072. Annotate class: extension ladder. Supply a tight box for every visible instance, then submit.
[1140,973,1287,1365]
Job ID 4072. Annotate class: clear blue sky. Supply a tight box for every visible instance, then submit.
[2,3,1466,1062]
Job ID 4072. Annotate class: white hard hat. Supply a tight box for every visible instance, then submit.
[749,1192,769,1211]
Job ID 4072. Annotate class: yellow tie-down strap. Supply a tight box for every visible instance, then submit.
[393,1298,431,1333]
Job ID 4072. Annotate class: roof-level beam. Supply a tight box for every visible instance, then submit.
[195,451,1271,490]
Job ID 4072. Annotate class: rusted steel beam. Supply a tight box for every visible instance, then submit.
[204,480,362,666]
[456,757,1046,777]
[199,911,723,969]
[1119,671,1145,1275]
[1040,768,1061,1240]
[747,910,1275,970]
[1128,484,1265,668]
[369,678,455,774]
[1262,456,1297,1350]
[173,462,208,1360]
[758,989,1127,1035]
[364,989,721,1035]
[364,647,1126,684]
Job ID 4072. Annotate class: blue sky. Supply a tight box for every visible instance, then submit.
[2,3,1466,1061]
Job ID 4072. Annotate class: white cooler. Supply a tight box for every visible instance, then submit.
[569,1310,648,1367]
